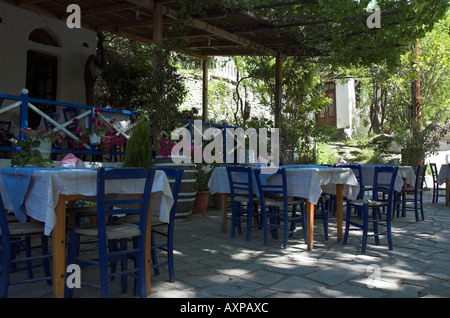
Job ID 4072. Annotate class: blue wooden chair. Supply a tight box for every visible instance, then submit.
[151,168,183,282]
[226,166,261,241]
[430,163,446,204]
[0,193,52,298]
[65,167,155,298]
[344,166,398,253]
[254,167,305,248]
[400,164,427,221]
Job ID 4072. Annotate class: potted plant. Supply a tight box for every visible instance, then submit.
[12,127,63,165]
[123,116,153,168]
[71,108,126,153]
[193,163,213,214]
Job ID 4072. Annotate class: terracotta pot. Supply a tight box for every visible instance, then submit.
[194,190,210,214]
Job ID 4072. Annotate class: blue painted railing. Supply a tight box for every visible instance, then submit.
[0,90,139,159]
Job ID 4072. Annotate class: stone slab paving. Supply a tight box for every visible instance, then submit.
[5,191,450,298]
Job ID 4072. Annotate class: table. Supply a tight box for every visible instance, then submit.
[437,164,450,206]
[208,165,360,250]
[0,167,173,297]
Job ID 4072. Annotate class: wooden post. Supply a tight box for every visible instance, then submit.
[202,59,209,122]
[274,52,283,128]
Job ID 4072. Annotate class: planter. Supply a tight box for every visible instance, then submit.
[212,193,230,210]
[194,190,210,214]
[34,139,52,159]
[154,155,196,217]
[89,133,101,145]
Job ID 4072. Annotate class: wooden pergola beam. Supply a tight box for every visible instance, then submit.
[125,0,278,57]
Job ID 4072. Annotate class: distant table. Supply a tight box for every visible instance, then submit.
[208,165,360,250]
[437,164,450,206]
[0,167,173,297]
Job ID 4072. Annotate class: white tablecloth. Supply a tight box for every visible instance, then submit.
[208,166,360,205]
[438,164,450,185]
[0,168,173,235]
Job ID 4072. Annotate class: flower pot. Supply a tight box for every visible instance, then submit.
[34,139,52,159]
[89,133,101,145]
[194,190,210,214]
[213,193,230,210]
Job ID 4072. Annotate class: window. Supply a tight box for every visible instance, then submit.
[29,29,59,47]
[26,29,59,128]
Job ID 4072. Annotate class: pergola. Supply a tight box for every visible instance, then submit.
[3,0,316,123]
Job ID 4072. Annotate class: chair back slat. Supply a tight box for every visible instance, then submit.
[96,167,155,234]
[415,165,427,191]
[346,164,364,199]
[226,166,254,198]
[372,166,398,207]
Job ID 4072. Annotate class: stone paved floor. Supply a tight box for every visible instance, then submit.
[5,191,450,298]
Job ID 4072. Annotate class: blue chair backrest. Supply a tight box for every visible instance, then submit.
[372,166,399,210]
[430,163,438,182]
[96,167,155,239]
[346,164,364,199]
[0,193,12,247]
[415,165,427,191]
[226,166,254,199]
[156,168,183,224]
[254,167,288,211]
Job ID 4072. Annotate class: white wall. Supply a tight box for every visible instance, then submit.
[0,2,96,104]
[335,77,355,137]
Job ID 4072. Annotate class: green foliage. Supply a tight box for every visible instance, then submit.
[194,164,214,192]
[11,139,52,167]
[123,116,153,169]
[315,143,339,165]
[232,0,448,70]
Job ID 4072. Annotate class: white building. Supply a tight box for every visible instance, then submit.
[317,77,359,138]
[0,1,97,132]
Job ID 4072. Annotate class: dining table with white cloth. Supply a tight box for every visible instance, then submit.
[208,165,361,250]
[437,164,450,206]
[0,167,173,298]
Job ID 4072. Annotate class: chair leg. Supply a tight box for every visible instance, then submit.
[98,239,110,298]
[414,195,419,222]
[0,246,11,298]
[25,236,33,279]
[150,232,160,276]
[246,205,252,241]
[168,237,175,283]
[372,208,380,246]
[41,235,52,286]
[322,198,329,241]
[361,204,369,254]
[343,204,352,246]
[420,193,425,220]
[65,228,79,298]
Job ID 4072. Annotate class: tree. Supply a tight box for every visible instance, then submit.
[353,13,450,169]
